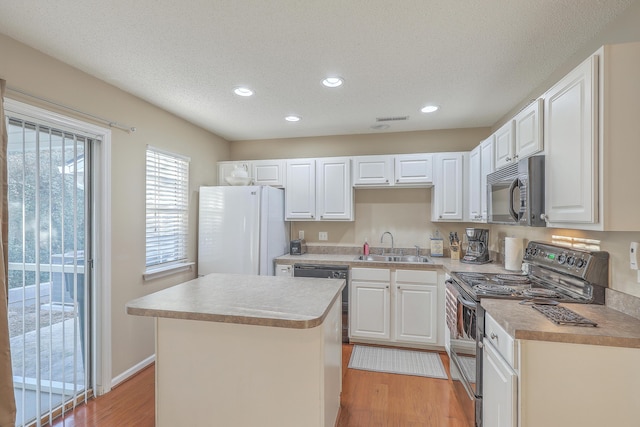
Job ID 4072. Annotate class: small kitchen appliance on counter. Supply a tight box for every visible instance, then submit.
[289,239,307,255]
[462,228,490,264]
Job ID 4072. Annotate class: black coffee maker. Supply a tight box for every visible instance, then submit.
[462,228,491,264]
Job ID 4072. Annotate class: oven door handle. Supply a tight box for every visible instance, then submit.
[456,293,477,310]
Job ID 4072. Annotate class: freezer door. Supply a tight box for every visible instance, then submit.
[198,186,260,275]
[258,186,288,275]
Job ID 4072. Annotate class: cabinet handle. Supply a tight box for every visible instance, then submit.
[540,213,548,222]
[514,154,519,159]
[385,179,389,183]
[490,332,498,340]
[506,156,512,162]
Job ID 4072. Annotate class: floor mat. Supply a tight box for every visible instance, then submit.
[348,345,448,379]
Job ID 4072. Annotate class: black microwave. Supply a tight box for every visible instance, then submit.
[487,155,546,226]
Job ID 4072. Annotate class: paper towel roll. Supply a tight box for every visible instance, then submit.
[505,237,523,271]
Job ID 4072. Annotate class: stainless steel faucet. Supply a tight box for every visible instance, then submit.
[380,231,394,254]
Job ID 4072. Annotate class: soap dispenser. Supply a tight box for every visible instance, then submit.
[363,238,370,255]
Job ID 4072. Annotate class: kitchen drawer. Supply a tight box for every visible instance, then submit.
[395,269,437,284]
[351,267,390,281]
[485,313,515,367]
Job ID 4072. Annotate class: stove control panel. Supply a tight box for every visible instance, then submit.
[523,241,609,286]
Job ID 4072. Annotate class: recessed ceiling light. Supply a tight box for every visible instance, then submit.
[234,87,254,97]
[322,77,344,88]
[420,105,439,113]
[371,124,390,130]
[285,115,301,122]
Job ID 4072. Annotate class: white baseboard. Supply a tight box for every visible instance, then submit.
[111,354,155,388]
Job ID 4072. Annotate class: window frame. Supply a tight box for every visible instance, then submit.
[144,145,193,280]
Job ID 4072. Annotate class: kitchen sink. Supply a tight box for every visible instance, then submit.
[354,254,433,264]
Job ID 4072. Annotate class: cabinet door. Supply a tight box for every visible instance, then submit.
[317,157,353,221]
[433,152,464,221]
[514,98,543,160]
[480,136,495,220]
[544,55,598,224]
[285,159,316,220]
[252,160,285,187]
[274,264,293,277]
[394,283,437,344]
[483,339,517,427]
[218,161,252,186]
[468,146,482,221]
[350,280,391,340]
[352,155,394,186]
[394,154,433,185]
[494,121,516,169]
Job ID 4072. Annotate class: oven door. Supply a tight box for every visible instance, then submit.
[446,280,483,427]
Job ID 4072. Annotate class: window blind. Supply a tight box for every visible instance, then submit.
[145,146,190,268]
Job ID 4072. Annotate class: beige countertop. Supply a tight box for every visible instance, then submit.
[126,273,345,329]
[276,253,511,274]
[482,299,640,349]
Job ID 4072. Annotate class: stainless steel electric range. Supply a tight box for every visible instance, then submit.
[445,241,609,427]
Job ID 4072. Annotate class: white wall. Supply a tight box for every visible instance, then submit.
[0,33,230,381]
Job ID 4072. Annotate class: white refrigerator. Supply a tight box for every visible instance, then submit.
[198,186,289,276]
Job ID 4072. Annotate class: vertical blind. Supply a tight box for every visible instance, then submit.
[145,146,190,268]
[7,116,90,426]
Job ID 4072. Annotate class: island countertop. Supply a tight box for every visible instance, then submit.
[126,273,345,329]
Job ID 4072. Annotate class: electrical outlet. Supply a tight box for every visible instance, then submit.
[298,230,304,240]
[319,231,328,241]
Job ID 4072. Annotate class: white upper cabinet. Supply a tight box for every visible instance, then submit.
[514,98,544,160]
[252,160,285,187]
[285,159,316,220]
[352,155,394,186]
[494,99,543,171]
[494,120,516,169]
[542,42,640,231]
[480,136,495,220]
[285,157,353,221]
[468,145,482,221]
[468,136,495,222]
[394,153,433,186]
[543,54,598,225]
[432,152,466,221]
[316,157,353,221]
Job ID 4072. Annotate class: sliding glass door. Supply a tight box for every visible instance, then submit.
[6,116,92,426]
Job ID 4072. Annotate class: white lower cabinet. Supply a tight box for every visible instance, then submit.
[350,268,391,340]
[483,339,517,427]
[350,268,438,345]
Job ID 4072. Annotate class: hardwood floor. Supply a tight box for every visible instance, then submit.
[52,345,469,426]
[50,365,155,427]
[336,345,470,427]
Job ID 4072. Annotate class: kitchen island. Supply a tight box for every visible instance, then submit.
[126,273,345,427]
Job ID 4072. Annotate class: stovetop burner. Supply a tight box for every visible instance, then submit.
[472,283,518,296]
[532,304,597,327]
[494,274,531,285]
[522,288,562,299]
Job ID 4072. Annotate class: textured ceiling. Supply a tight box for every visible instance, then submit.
[0,0,635,141]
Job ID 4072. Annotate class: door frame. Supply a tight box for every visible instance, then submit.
[5,98,113,395]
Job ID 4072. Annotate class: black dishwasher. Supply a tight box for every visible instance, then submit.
[293,264,349,343]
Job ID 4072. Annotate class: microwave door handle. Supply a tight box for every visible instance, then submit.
[508,178,520,222]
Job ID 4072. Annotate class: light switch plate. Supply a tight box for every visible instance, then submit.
[298,230,304,240]
[631,242,639,270]
[319,231,328,241]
